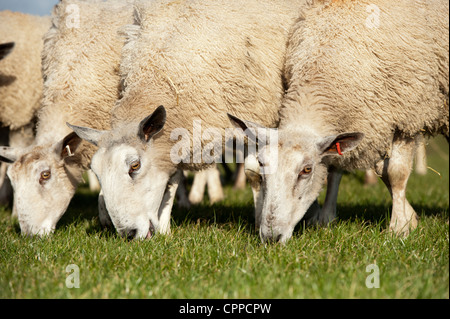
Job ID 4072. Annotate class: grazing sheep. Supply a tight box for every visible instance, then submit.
[69,0,308,239]
[0,0,133,236]
[229,0,449,243]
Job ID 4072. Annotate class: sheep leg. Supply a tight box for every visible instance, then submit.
[321,170,342,224]
[206,164,224,204]
[87,169,101,192]
[376,135,418,236]
[11,202,18,220]
[189,170,207,204]
[157,169,183,235]
[175,171,191,209]
[0,162,12,207]
[414,134,427,175]
[98,189,113,228]
[305,170,342,226]
[233,162,246,189]
[244,153,263,230]
[364,169,378,185]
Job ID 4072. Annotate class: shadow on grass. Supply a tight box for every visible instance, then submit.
[55,182,448,239]
[55,188,116,238]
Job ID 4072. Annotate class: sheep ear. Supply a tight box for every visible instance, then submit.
[0,146,21,164]
[318,132,364,156]
[138,105,166,143]
[227,113,269,145]
[0,42,14,61]
[67,122,106,147]
[54,132,83,160]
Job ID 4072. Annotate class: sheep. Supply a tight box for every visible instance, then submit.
[68,0,310,240]
[0,11,50,131]
[1,12,51,206]
[228,0,449,243]
[0,0,134,236]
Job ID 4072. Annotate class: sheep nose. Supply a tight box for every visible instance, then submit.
[260,230,283,244]
[268,234,283,243]
[126,228,137,240]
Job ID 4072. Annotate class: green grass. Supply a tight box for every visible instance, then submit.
[0,137,448,299]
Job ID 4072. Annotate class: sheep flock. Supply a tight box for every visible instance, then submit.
[0,0,448,243]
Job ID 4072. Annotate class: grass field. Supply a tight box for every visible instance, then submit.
[0,137,448,299]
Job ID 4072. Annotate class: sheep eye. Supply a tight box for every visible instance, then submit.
[40,170,51,183]
[129,160,141,174]
[299,166,312,178]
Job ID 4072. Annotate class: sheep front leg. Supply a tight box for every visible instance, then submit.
[306,170,342,226]
[244,153,263,230]
[175,171,191,209]
[414,134,427,175]
[321,170,342,224]
[87,169,101,192]
[188,170,207,204]
[206,164,224,204]
[376,135,418,236]
[0,161,12,207]
[98,189,113,228]
[233,162,246,189]
[158,169,183,235]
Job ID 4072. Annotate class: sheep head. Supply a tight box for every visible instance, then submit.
[0,132,84,236]
[228,113,364,243]
[68,105,178,240]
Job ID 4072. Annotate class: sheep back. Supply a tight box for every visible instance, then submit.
[0,11,51,130]
[37,0,134,168]
[282,0,449,170]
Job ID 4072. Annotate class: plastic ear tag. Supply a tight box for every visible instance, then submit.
[65,145,74,157]
[336,142,343,156]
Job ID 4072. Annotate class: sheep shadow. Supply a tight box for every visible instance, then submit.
[56,182,448,239]
[56,189,119,238]
[172,200,448,237]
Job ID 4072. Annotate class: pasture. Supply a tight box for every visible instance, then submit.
[0,136,448,299]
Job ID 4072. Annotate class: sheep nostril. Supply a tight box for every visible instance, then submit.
[126,229,137,240]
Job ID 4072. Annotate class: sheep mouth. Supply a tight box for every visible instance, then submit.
[146,220,155,239]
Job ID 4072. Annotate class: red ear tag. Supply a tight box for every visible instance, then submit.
[336,142,343,156]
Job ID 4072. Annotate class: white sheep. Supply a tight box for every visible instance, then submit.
[0,11,50,131]
[0,0,133,236]
[229,0,449,242]
[1,12,51,206]
[69,0,309,239]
